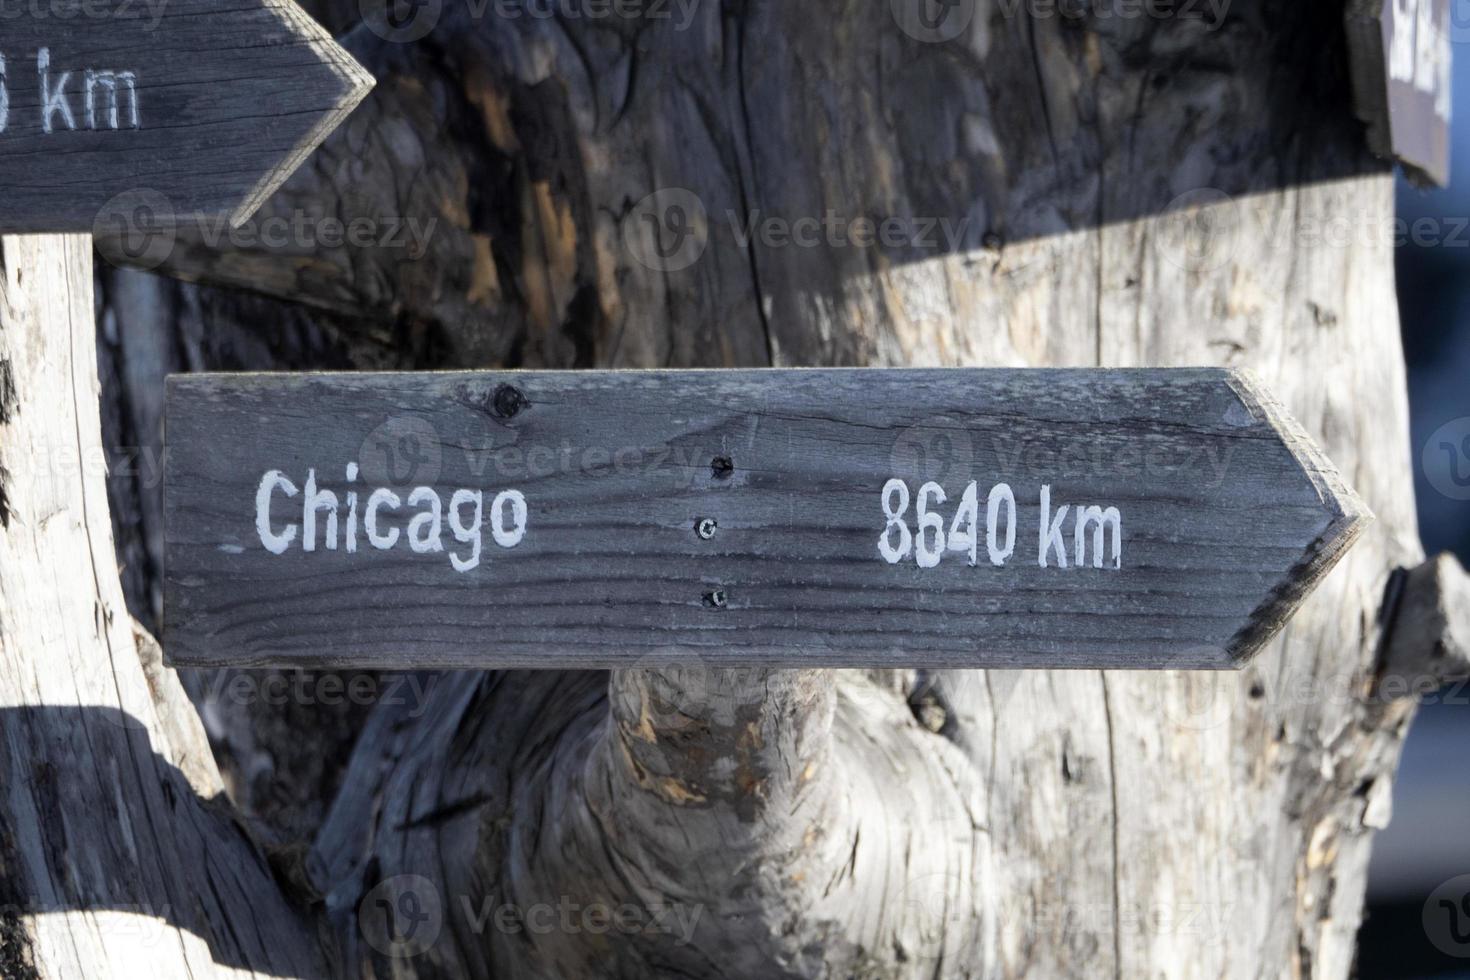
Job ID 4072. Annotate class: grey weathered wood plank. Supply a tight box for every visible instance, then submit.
[162,368,1369,669]
[1346,0,1451,186]
[0,0,373,233]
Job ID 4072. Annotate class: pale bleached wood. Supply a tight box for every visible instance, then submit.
[0,233,323,978]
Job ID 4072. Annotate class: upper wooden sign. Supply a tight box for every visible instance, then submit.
[0,0,373,233]
[1347,0,1453,186]
[162,368,1368,670]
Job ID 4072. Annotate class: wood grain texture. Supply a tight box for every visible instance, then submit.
[1346,0,1452,185]
[163,367,1367,670]
[0,233,323,978]
[0,0,373,233]
[93,1,1428,976]
[1380,552,1470,690]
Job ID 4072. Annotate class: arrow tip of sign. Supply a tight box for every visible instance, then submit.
[229,2,377,228]
[1223,369,1374,666]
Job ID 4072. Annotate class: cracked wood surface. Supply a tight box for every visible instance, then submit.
[0,234,324,978]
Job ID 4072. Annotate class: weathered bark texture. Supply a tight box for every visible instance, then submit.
[0,234,322,978]
[68,0,1434,977]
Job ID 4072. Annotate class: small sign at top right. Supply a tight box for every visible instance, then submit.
[1347,0,1453,187]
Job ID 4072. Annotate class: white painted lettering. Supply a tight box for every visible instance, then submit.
[1038,485,1069,569]
[37,47,75,133]
[365,488,401,549]
[302,469,339,552]
[407,486,444,553]
[255,471,299,555]
[1074,505,1123,569]
[449,489,483,572]
[252,466,527,571]
[85,68,140,130]
[986,483,1016,566]
[490,489,528,548]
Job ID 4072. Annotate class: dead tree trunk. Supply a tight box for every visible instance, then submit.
[28,0,1465,976]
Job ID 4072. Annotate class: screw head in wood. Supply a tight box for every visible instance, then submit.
[703,589,727,609]
[695,517,718,540]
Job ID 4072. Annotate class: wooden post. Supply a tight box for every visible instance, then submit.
[0,4,369,973]
[0,234,322,977]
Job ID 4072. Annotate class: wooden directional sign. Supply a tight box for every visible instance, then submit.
[1347,0,1453,186]
[162,368,1369,670]
[0,0,373,233]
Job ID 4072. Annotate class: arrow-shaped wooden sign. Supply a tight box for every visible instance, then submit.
[162,368,1369,670]
[0,0,373,233]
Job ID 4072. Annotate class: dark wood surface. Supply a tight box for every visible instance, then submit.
[163,368,1368,669]
[1347,0,1452,186]
[0,0,372,233]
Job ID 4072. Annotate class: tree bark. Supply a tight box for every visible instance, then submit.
[64,0,1444,976]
